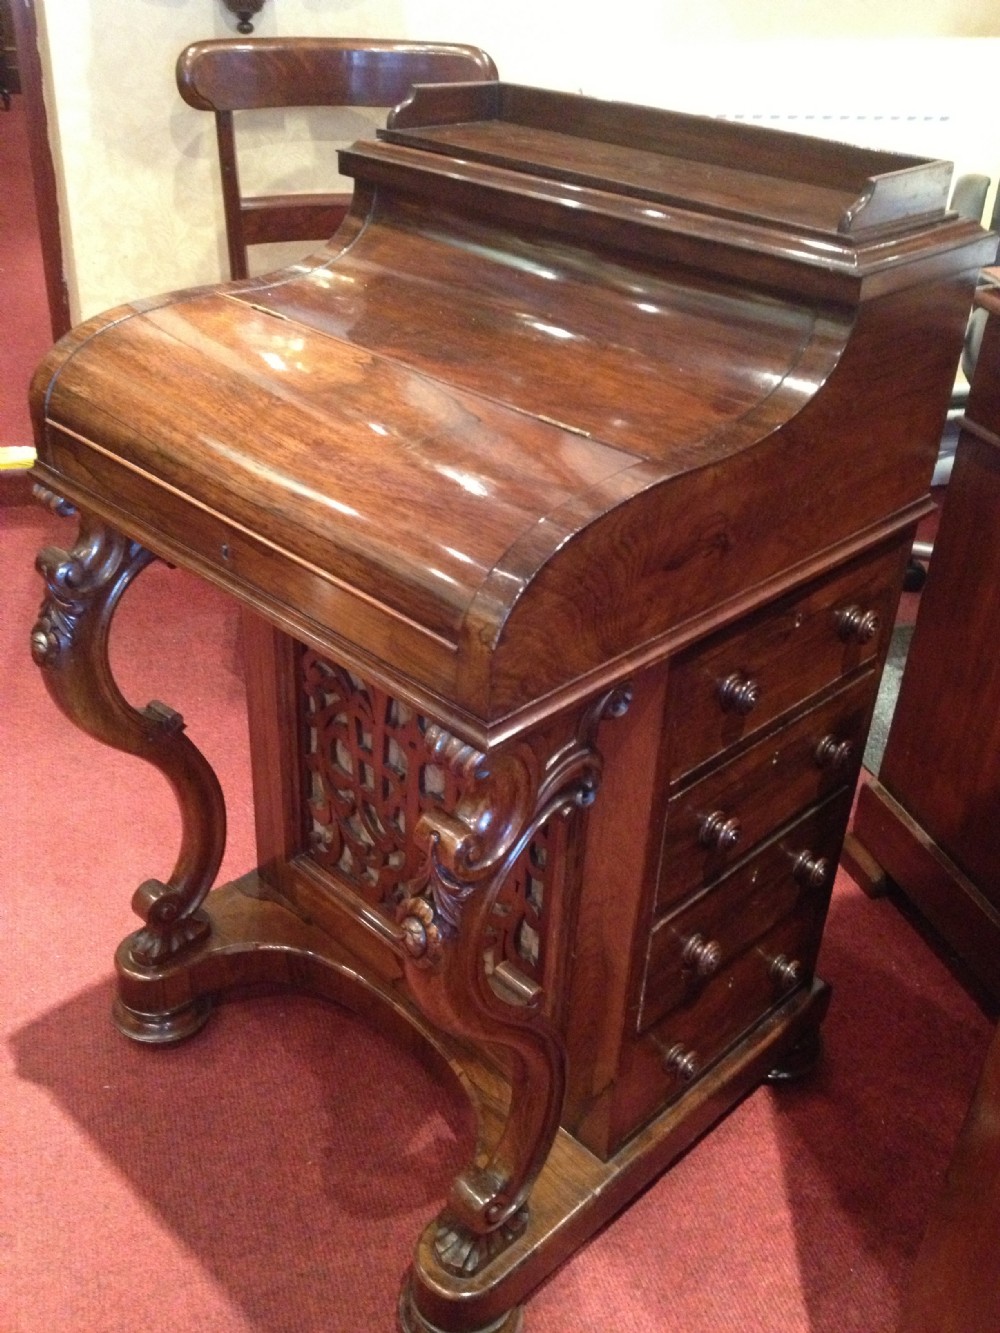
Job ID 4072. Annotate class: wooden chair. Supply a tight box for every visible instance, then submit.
[176,37,498,279]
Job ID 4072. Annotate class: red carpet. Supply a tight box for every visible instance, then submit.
[0,97,52,448]
[2,497,993,1331]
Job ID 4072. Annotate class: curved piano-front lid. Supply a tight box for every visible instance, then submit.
[32,88,993,730]
[32,213,852,724]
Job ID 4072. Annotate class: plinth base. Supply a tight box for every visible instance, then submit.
[111,872,828,1333]
[399,1274,525,1333]
[112,991,213,1044]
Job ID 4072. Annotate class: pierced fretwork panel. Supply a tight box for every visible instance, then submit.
[489,826,554,987]
[301,647,553,986]
[302,650,461,912]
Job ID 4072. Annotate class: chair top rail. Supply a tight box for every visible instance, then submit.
[176,38,498,114]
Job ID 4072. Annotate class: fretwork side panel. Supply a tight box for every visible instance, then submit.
[299,647,554,990]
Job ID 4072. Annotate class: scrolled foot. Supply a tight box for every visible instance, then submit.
[433,1204,529,1277]
[128,880,212,966]
[398,1272,524,1333]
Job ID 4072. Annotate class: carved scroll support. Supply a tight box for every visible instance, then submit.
[397,685,631,1280]
[30,494,226,1041]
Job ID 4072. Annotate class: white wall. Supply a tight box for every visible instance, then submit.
[36,1,1000,321]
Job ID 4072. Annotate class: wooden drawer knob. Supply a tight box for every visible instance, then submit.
[814,734,854,771]
[717,672,760,715]
[699,810,742,852]
[682,932,723,977]
[835,604,881,644]
[770,954,803,991]
[793,850,831,889]
[663,1043,699,1081]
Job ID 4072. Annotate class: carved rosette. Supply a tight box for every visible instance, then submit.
[397,683,632,976]
[394,727,503,969]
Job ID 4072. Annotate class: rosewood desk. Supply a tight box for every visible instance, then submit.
[28,85,992,1331]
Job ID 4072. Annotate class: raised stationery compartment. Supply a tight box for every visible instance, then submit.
[381,82,955,239]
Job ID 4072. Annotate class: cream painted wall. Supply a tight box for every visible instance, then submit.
[36,1,1000,321]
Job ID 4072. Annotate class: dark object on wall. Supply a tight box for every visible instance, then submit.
[220,0,266,35]
[176,37,498,279]
[26,85,992,1332]
[0,0,18,107]
[6,0,70,338]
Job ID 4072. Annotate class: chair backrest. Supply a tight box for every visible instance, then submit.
[176,38,498,279]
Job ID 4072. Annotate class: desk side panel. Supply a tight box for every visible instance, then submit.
[479,266,980,720]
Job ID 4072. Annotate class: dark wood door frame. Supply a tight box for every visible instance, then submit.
[10,0,70,340]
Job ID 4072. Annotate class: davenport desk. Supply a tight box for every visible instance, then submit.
[27,85,993,1331]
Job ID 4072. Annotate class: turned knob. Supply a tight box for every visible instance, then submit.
[699,810,742,852]
[814,734,854,772]
[836,605,880,644]
[663,1043,699,1081]
[717,672,760,716]
[793,850,831,889]
[682,932,723,977]
[770,954,803,991]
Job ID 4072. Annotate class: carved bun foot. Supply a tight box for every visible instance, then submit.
[112,993,213,1045]
[766,1028,822,1084]
[398,1272,524,1333]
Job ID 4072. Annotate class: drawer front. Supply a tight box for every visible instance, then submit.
[613,905,829,1146]
[641,792,851,1034]
[654,674,873,913]
[663,540,906,782]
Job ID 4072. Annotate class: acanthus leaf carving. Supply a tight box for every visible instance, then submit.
[32,523,151,670]
[394,682,632,1275]
[433,1201,529,1277]
[129,879,212,966]
[397,683,632,972]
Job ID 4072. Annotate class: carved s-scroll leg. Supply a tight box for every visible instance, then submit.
[402,839,565,1277]
[397,688,630,1294]
[31,495,226,1042]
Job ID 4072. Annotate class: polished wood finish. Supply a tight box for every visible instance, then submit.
[28,86,992,1331]
[176,38,498,279]
[850,282,1000,1005]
